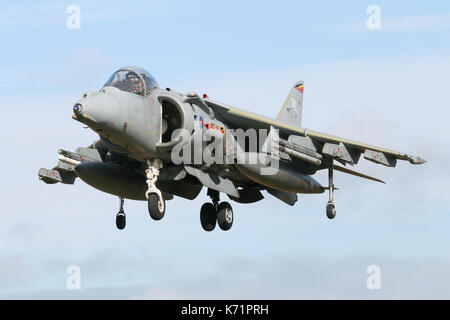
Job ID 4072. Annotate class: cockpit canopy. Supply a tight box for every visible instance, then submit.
[104,67,159,96]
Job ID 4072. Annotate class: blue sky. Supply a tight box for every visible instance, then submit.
[1,0,450,299]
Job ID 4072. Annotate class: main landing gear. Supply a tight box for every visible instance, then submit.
[200,189,234,232]
[146,159,165,221]
[116,197,126,230]
[326,167,336,219]
[115,161,234,232]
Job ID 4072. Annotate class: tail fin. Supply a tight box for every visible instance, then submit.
[276,81,304,127]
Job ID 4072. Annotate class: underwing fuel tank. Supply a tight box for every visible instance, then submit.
[235,152,325,194]
[75,162,147,200]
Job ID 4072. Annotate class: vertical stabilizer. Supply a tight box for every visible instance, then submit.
[276,81,304,127]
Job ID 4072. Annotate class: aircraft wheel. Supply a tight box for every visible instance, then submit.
[148,193,165,221]
[116,212,126,230]
[200,203,217,232]
[326,201,336,219]
[217,202,233,231]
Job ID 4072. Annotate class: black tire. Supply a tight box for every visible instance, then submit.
[200,202,217,232]
[217,202,233,231]
[116,212,126,230]
[326,202,336,219]
[148,193,165,221]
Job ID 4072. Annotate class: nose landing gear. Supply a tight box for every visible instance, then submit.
[145,159,166,221]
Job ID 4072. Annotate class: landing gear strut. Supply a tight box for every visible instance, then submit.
[116,197,126,230]
[146,159,165,221]
[326,167,336,219]
[200,189,234,232]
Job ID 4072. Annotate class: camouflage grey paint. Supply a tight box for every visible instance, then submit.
[276,81,304,128]
[40,67,425,205]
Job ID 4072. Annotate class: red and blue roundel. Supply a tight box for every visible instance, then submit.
[295,83,304,93]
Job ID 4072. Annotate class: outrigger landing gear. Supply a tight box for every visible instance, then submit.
[116,197,126,230]
[326,167,336,219]
[145,159,165,221]
[200,189,234,232]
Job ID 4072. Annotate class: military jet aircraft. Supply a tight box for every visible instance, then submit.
[38,66,425,231]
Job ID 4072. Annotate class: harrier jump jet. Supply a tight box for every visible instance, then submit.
[38,67,425,231]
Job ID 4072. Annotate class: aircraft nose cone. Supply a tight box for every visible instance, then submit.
[72,100,98,124]
[73,103,82,114]
[73,92,119,127]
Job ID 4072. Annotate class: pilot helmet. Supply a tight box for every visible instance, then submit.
[126,71,138,82]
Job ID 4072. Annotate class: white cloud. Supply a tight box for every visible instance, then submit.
[6,221,44,246]
[4,255,450,299]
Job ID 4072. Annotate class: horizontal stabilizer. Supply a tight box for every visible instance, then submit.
[333,164,385,184]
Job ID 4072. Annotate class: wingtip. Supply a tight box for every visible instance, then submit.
[408,156,426,165]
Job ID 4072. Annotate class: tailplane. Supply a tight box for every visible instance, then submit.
[276,81,304,127]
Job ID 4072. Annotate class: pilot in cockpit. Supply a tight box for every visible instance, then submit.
[125,72,144,95]
[104,67,159,96]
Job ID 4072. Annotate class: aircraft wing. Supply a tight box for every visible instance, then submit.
[205,99,426,167]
